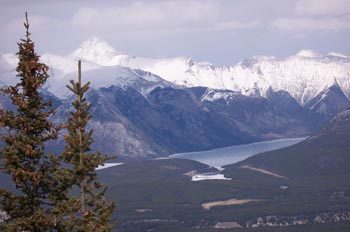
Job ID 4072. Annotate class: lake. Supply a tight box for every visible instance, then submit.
[170,138,306,169]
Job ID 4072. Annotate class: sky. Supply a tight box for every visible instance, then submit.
[0,0,350,65]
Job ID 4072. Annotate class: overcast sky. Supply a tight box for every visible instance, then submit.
[1,0,350,65]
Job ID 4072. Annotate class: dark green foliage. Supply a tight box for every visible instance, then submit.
[0,13,115,231]
[58,60,115,231]
[0,13,61,231]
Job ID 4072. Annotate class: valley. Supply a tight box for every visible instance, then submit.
[96,109,350,231]
[1,1,350,231]
[1,38,350,231]
[98,158,350,232]
[1,38,350,158]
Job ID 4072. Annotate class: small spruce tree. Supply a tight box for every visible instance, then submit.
[59,60,115,231]
[0,13,61,231]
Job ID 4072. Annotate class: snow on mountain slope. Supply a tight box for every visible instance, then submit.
[45,65,174,99]
[134,52,350,106]
[1,37,350,106]
[0,54,17,86]
[69,38,350,106]
[201,89,243,102]
[0,46,176,99]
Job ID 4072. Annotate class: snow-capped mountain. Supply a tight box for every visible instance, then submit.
[1,37,349,106]
[0,48,177,99]
[69,37,350,107]
[1,37,349,158]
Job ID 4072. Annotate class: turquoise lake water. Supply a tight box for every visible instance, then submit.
[170,138,306,168]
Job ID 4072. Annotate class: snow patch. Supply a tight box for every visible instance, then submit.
[96,163,123,170]
[191,173,231,181]
[201,89,241,102]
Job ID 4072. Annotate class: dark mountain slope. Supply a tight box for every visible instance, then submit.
[203,88,317,139]
[2,81,346,159]
[224,109,350,178]
[305,84,350,120]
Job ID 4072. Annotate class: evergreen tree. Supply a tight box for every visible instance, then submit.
[0,13,62,231]
[59,60,115,231]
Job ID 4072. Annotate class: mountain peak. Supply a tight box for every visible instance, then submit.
[72,37,119,60]
[80,37,115,52]
[295,50,320,58]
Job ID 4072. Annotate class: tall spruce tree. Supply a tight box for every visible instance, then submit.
[59,60,115,231]
[0,13,62,231]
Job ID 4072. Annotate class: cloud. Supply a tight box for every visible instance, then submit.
[272,0,350,33]
[296,0,350,16]
[71,1,259,34]
[209,20,260,31]
[0,0,349,64]
[271,16,350,32]
[72,1,217,28]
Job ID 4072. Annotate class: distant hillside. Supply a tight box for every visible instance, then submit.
[224,109,350,178]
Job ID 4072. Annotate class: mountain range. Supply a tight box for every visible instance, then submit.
[0,37,349,158]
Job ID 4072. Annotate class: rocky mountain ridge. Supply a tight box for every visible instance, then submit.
[1,38,349,158]
[69,37,350,106]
